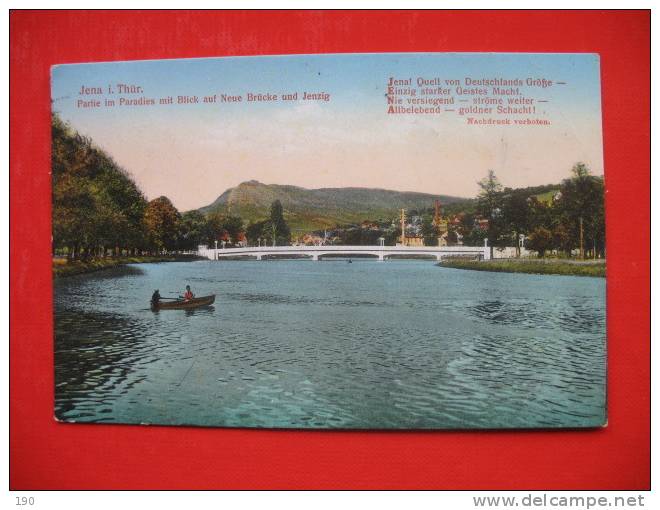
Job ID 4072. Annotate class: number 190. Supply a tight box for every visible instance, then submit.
[16,497,34,506]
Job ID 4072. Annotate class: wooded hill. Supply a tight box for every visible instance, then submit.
[197,180,468,232]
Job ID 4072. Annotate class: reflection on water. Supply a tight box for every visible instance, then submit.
[54,260,606,429]
[469,297,605,334]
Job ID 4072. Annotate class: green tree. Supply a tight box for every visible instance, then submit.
[52,174,97,260]
[97,164,148,255]
[246,220,269,246]
[525,227,553,258]
[384,225,401,246]
[178,210,208,251]
[420,214,439,246]
[501,189,531,257]
[205,212,244,246]
[222,215,244,243]
[552,224,573,257]
[269,200,291,246]
[52,112,149,259]
[455,213,484,247]
[588,183,606,258]
[476,170,505,255]
[205,213,224,246]
[557,163,605,258]
[527,196,553,231]
[144,196,181,253]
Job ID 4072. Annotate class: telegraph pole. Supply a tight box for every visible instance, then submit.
[579,216,584,259]
[400,208,406,246]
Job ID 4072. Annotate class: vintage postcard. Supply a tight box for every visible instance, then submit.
[51,53,605,429]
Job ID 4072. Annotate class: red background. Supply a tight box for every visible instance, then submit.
[10,10,650,489]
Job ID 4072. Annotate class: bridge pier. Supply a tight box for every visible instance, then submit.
[378,254,384,261]
[311,254,319,261]
[256,255,262,260]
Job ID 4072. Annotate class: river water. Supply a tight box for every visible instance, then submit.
[54,260,606,429]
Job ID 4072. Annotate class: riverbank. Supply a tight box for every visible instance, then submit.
[53,255,206,278]
[438,258,606,277]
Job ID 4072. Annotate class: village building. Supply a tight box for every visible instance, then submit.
[301,233,326,246]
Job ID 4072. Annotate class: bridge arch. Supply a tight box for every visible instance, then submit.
[258,253,315,261]
[314,252,383,261]
[384,253,440,261]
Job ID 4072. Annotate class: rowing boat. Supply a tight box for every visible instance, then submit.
[151,294,215,311]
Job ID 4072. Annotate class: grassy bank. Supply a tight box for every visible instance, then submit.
[438,258,606,277]
[53,254,205,278]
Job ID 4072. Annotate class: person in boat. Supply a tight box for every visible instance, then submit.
[151,289,161,306]
[183,285,194,302]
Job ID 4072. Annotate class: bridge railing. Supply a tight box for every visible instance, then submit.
[208,245,484,252]
[199,244,489,260]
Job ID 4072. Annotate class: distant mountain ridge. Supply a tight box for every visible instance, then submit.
[197,180,469,232]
